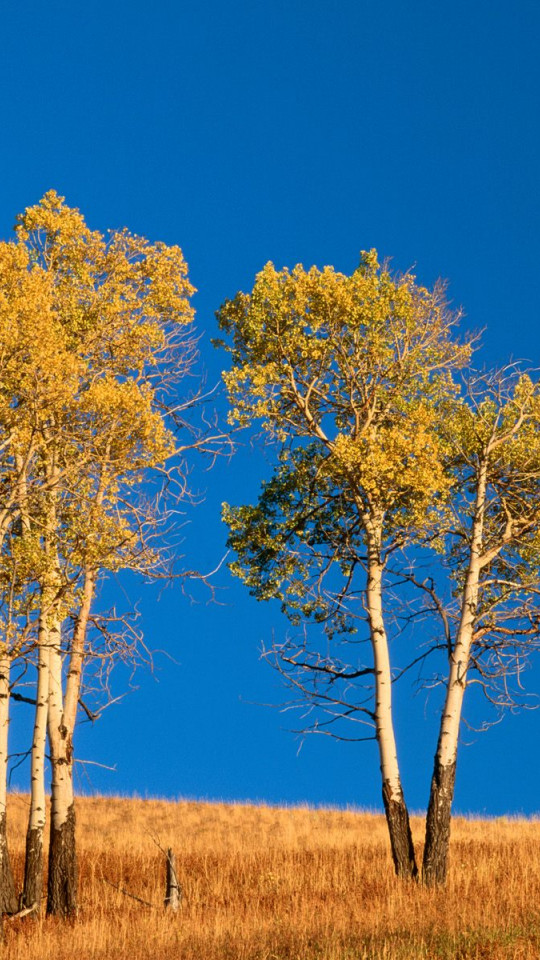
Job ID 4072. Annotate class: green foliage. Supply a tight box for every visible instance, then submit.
[217,252,471,628]
[224,445,363,631]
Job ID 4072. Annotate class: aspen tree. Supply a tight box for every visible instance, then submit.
[422,370,540,885]
[0,241,78,913]
[0,219,91,913]
[2,192,197,917]
[217,253,471,878]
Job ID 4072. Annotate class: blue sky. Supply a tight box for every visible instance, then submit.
[2,0,540,814]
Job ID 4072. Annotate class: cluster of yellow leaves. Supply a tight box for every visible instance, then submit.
[0,249,79,424]
[219,251,470,543]
[329,412,450,523]
[220,253,469,423]
[15,192,194,358]
[78,377,175,471]
[0,192,195,611]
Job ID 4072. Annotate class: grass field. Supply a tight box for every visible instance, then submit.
[4,794,540,959]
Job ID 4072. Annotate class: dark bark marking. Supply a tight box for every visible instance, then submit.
[47,802,78,917]
[22,826,43,912]
[381,780,418,880]
[0,812,18,915]
[422,757,457,886]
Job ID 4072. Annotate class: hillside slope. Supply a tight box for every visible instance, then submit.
[4,795,540,959]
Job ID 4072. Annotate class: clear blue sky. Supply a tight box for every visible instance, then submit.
[2,0,540,814]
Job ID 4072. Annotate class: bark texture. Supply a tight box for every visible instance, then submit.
[422,758,457,886]
[382,781,418,879]
[0,814,17,915]
[22,827,44,912]
[47,803,77,917]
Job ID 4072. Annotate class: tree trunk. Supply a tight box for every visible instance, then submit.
[422,463,487,886]
[0,656,18,915]
[366,544,417,879]
[422,755,457,885]
[422,627,472,886]
[22,610,51,911]
[47,802,77,918]
[46,564,94,917]
[0,815,17,917]
[47,623,77,917]
[381,780,417,879]
[422,631,472,885]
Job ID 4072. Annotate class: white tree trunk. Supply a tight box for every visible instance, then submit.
[422,462,488,885]
[0,656,18,914]
[63,569,94,734]
[22,607,51,910]
[365,534,417,878]
[46,569,94,917]
[47,619,77,917]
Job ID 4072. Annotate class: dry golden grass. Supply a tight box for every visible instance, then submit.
[4,794,540,959]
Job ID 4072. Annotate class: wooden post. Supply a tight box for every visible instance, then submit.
[164,848,180,912]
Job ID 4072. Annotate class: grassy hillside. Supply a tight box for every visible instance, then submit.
[4,794,540,959]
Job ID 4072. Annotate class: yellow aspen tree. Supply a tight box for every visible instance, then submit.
[422,370,540,885]
[1,192,198,918]
[0,241,78,915]
[217,253,471,879]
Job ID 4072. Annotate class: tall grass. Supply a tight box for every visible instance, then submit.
[4,794,540,958]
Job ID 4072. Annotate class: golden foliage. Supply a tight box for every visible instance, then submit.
[0,191,196,601]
